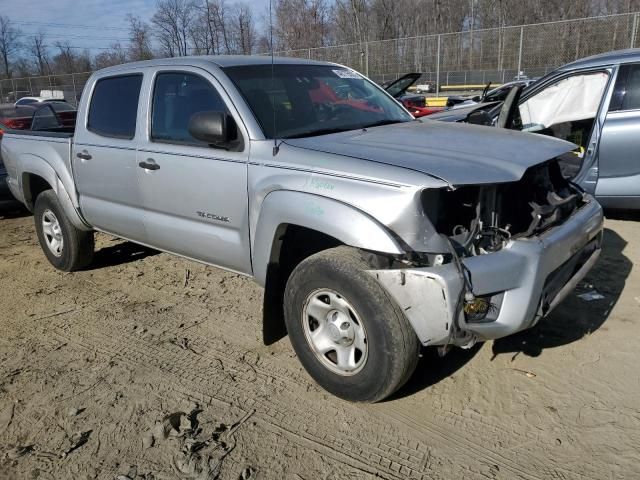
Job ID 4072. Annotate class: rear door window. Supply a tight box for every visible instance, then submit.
[88,74,142,139]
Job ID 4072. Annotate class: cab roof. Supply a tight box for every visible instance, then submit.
[558,48,640,71]
[96,55,335,75]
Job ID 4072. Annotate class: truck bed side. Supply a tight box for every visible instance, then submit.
[1,131,89,230]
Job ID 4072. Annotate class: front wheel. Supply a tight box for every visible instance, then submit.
[284,247,420,402]
[34,190,94,272]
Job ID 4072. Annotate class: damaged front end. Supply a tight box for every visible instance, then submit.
[422,160,585,258]
[371,159,603,348]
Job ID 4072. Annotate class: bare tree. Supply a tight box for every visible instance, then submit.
[51,42,92,74]
[94,43,128,69]
[334,0,370,45]
[275,0,332,50]
[197,0,233,54]
[231,3,256,54]
[29,31,51,76]
[53,41,76,74]
[189,14,213,54]
[152,0,196,56]
[12,57,31,78]
[128,15,154,60]
[0,15,21,78]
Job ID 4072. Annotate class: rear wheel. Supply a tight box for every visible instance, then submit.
[34,190,94,271]
[284,246,420,402]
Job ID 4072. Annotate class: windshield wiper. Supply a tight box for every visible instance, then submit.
[360,119,405,129]
[284,127,355,139]
[284,119,408,139]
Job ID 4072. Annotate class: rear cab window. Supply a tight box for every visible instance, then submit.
[88,74,143,139]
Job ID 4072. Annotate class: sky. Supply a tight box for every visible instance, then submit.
[4,0,156,53]
[3,0,270,54]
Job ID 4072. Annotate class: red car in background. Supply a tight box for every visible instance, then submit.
[308,73,444,119]
[310,80,384,114]
[0,101,76,133]
[0,102,77,201]
[0,106,36,131]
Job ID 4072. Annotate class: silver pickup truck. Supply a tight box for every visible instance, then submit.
[1,57,603,402]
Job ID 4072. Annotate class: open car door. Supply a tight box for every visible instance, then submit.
[499,72,610,183]
[384,73,422,99]
[496,84,525,129]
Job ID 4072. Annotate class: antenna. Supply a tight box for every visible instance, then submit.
[269,0,279,156]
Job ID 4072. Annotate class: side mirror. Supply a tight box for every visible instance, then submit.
[188,111,239,149]
[467,110,493,126]
[471,95,481,102]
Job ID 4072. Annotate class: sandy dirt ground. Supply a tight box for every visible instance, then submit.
[1,204,639,480]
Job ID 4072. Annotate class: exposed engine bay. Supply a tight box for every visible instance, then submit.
[423,159,585,258]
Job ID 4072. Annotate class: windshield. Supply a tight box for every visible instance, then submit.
[224,64,413,139]
[49,102,75,112]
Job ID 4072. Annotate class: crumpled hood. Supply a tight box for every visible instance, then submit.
[285,120,575,185]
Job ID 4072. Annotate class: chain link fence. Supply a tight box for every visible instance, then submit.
[0,71,92,106]
[280,12,640,90]
[1,12,639,104]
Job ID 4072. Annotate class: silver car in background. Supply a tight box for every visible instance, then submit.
[430,48,640,210]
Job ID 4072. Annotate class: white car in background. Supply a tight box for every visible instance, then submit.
[14,97,67,107]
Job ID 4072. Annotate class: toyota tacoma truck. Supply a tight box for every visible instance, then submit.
[1,57,603,402]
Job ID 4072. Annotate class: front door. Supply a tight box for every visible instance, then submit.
[596,63,640,208]
[136,68,252,274]
[513,70,611,192]
[73,72,147,242]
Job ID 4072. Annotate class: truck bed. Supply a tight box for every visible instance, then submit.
[5,129,74,138]
[1,130,76,208]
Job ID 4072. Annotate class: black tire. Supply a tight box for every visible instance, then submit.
[284,246,420,402]
[34,190,94,272]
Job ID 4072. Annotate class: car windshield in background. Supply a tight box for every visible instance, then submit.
[224,64,413,139]
[49,102,75,112]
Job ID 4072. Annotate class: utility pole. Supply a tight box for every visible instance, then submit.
[365,42,369,77]
[436,34,441,97]
[469,0,474,70]
[517,26,524,79]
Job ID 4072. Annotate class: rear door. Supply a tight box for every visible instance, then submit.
[73,73,147,241]
[595,63,640,208]
[136,67,251,274]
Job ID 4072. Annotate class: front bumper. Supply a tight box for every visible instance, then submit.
[371,196,604,346]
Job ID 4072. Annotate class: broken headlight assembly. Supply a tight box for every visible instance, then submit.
[422,159,584,259]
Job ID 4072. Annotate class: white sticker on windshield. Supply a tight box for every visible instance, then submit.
[332,69,361,79]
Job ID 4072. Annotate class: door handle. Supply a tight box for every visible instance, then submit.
[138,159,160,171]
[76,150,92,160]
